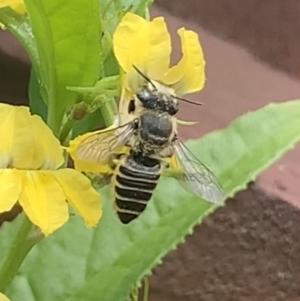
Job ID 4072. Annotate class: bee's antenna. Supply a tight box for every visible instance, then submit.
[132,65,157,90]
[132,65,204,106]
[173,96,205,106]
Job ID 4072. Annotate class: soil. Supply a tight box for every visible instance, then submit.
[1,2,300,300]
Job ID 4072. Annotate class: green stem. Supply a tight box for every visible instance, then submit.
[0,214,43,292]
[99,97,118,127]
[47,103,61,137]
[142,277,149,301]
[59,118,76,145]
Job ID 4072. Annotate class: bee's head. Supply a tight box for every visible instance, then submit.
[130,65,203,116]
[136,82,179,116]
[131,65,179,115]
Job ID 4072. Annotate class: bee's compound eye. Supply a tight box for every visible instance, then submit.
[169,104,179,116]
[128,99,136,114]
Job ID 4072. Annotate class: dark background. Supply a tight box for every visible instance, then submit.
[1,1,300,300]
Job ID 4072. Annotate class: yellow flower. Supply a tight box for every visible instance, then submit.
[0,293,11,301]
[0,104,101,236]
[113,12,205,97]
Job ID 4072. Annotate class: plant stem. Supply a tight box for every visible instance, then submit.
[0,214,43,292]
[99,97,118,127]
[142,277,149,301]
[47,103,61,138]
[59,118,76,145]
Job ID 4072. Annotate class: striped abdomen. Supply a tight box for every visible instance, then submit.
[115,153,161,224]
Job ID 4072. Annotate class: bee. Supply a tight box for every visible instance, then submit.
[74,69,224,224]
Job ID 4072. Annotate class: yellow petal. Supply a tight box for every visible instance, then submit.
[10,106,45,169]
[118,87,139,125]
[163,28,206,96]
[0,104,63,170]
[0,0,24,11]
[30,115,64,169]
[0,103,16,167]
[12,111,63,170]
[0,169,21,213]
[141,16,171,81]
[0,293,11,301]
[113,12,147,72]
[113,13,171,92]
[54,169,102,227]
[11,3,25,14]
[18,171,69,236]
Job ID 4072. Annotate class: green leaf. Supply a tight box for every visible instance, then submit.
[23,0,101,135]
[6,100,300,301]
[99,0,155,76]
[28,69,47,122]
[66,75,120,103]
[0,215,24,268]
[99,0,154,36]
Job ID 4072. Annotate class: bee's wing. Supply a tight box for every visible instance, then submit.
[172,139,224,205]
[75,121,136,164]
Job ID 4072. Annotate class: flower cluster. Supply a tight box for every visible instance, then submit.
[0,104,101,235]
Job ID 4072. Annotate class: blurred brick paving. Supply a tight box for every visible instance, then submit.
[156,0,300,79]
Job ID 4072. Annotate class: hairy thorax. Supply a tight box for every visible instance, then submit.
[134,111,176,156]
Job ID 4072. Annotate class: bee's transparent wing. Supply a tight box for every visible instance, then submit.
[172,139,224,205]
[75,121,136,164]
